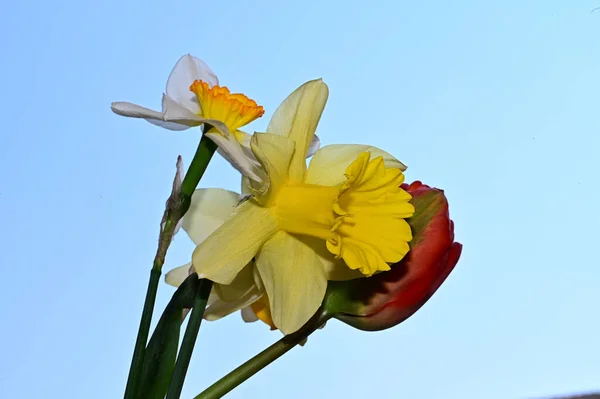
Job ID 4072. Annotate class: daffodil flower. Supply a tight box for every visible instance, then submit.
[189,79,416,334]
[111,54,320,181]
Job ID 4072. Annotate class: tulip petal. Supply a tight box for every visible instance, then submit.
[249,133,295,202]
[182,188,241,245]
[266,79,329,183]
[255,231,327,334]
[110,102,191,131]
[192,200,278,285]
[165,54,218,114]
[305,144,407,186]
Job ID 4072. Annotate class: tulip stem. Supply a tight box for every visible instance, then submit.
[193,309,332,399]
[124,129,217,399]
[165,278,213,399]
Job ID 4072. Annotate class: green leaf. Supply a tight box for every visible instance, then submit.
[135,273,200,399]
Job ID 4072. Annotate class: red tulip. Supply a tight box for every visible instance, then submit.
[324,181,462,331]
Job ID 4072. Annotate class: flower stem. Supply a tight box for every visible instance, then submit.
[193,309,332,399]
[165,278,213,399]
[124,131,217,399]
[123,269,161,399]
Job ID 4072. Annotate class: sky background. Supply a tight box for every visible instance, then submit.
[1,1,599,398]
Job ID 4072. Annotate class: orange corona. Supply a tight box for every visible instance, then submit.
[190,80,264,133]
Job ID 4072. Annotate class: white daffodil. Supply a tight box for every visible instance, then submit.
[187,79,415,334]
[111,54,320,181]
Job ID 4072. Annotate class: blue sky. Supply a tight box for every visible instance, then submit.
[1,1,599,398]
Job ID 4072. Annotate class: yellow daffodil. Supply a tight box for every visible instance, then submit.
[189,79,415,334]
[111,54,320,180]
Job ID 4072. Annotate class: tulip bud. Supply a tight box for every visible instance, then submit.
[323,181,462,331]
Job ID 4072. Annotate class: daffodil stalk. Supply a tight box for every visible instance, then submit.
[165,277,212,399]
[124,129,217,399]
[194,308,332,399]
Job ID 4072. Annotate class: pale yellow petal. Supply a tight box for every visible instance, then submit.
[294,236,364,281]
[249,133,295,204]
[204,264,261,321]
[305,144,407,186]
[192,200,278,284]
[266,79,329,183]
[213,262,257,302]
[164,262,195,287]
[255,231,327,334]
[182,188,241,245]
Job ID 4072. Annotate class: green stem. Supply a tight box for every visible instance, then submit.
[194,309,332,399]
[181,133,218,197]
[166,279,214,399]
[123,269,161,399]
[124,129,217,399]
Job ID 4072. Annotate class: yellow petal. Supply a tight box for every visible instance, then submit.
[305,144,407,186]
[192,200,278,284]
[182,189,241,245]
[255,231,327,334]
[266,79,329,183]
[249,133,295,204]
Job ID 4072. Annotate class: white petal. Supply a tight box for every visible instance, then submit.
[182,188,241,245]
[207,132,265,183]
[165,54,218,114]
[266,79,329,183]
[255,231,327,334]
[192,200,278,285]
[110,102,191,131]
[305,144,407,186]
[161,95,211,128]
[241,306,259,323]
[307,134,321,158]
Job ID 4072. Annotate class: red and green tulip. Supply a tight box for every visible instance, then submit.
[324,181,462,331]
